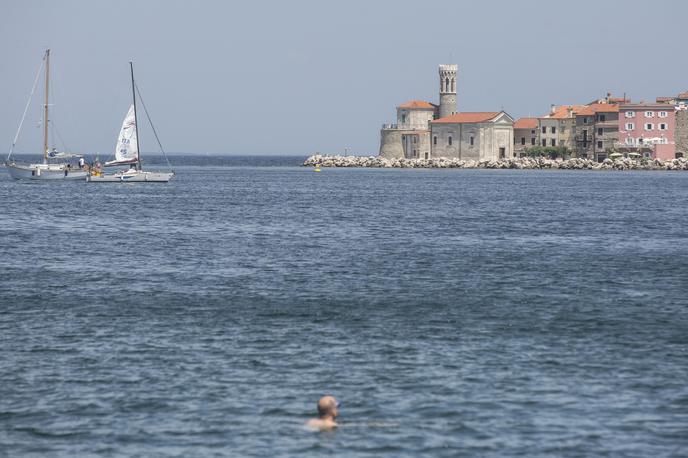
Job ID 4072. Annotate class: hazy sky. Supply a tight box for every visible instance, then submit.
[3,0,687,156]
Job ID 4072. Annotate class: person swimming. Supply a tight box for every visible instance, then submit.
[306,395,339,431]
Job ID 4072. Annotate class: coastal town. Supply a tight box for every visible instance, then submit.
[306,64,687,169]
[378,64,687,163]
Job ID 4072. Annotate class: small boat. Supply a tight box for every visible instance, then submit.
[5,49,88,180]
[88,62,173,183]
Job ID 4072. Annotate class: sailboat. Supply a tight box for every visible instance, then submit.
[5,49,88,180]
[88,62,174,183]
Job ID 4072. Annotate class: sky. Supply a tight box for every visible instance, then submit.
[2,0,687,156]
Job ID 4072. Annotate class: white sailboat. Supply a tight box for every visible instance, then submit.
[5,49,88,180]
[88,62,174,183]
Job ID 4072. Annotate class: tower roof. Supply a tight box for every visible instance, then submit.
[397,100,437,109]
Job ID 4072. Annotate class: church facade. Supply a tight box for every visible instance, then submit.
[379,64,514,160]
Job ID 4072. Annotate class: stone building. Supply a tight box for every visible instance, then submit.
[618,103,676,159]
[575,103,620,161]
[676,106,688,158]
[380,64,513,160]
[379,100,436,159]
[513,118,539,156]
[538,105,584,153]
[656,92,688,158]
[438,64,458,119]
[430,112,515,160]
[379,65,454,159]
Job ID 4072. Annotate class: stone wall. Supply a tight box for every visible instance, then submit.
[514,127,538,156]
[379,129,404,158]
[397,108,434,130]
[430,122,513,160]
[380,129,432,159]
[676,109,688,157]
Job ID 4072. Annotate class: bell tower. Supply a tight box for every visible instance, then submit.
[438,64,457,119]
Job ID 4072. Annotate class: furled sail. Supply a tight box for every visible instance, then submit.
[105,105,138,166]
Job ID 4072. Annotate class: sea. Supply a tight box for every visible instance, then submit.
[1,154,687,457]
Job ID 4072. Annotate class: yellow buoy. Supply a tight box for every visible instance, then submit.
[314,167,321,172]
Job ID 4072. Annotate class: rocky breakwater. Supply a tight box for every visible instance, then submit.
[303,155,688,171]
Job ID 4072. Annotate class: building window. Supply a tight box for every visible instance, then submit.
[583,117,589,124]
[625,137,634,145]
[542,126,546,134]
[625,122,634,130]
[659,123,668,130]
[531,129,536,135]
[597,128,603,136]
[597,140,603,149]
[598,114,606,122]
[551,126,556,134]
[625,111,635,118]
[542,139,546,146]
[531,138,536,145]
[433,136,437,145]
[413,149,417,157]
[521,137,526,145]
[401,114,407,123]
[659,111,668,118]
[550,139,555,146]
[645,123,653,130]
[645,111,655,117]
[448,136,452,146]
[470,136,474,146]
[413,136,417,144]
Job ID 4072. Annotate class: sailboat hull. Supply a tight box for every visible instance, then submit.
[87,170,174,182]
[5,162,88,180]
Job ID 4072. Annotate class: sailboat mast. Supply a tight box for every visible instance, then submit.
[43,49,50,163]
[130,61,142,171]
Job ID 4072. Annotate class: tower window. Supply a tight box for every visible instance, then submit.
[445,77,449,92]
[433,136,437,145]
[451,78,455,93]
[448,136,453,146]
[470,136,474,146]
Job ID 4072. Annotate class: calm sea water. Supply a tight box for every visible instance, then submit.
[1,155,687,457]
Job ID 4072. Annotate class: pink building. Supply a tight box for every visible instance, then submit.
[618,103,676,159]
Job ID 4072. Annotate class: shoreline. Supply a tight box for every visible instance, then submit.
[303,155,688,171]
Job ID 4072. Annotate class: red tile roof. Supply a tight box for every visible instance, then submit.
[397,100,437,109]
[432,112,500,124]
[543,105,587,119]
[678,92,688,99]
[576,103,619,116]
[513,117,538,129]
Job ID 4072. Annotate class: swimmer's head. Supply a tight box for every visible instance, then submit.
[317,396,339,419]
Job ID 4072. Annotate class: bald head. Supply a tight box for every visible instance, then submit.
[317,396,339,419]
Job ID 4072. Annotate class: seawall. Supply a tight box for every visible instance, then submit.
[303,155,688,171]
